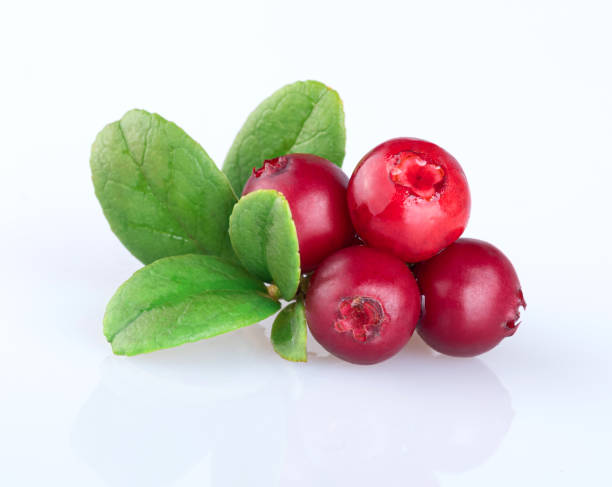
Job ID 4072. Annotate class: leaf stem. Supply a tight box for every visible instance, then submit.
[298,273,312,297]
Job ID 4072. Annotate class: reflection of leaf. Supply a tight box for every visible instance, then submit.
[72,373,213,486]
[223,80,346,194]
[91,109,237,264]
[104,254,280,355]
[271,300,308,362]
[229,190,300,300]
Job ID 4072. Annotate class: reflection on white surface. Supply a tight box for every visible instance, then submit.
[72,323,513,486]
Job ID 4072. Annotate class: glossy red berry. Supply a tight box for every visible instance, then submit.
[243,154,354,272]
[414,238,526,357]
[347,138,471,263]
[305,246,421,364]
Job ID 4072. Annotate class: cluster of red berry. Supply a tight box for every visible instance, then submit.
[243,138,525,365]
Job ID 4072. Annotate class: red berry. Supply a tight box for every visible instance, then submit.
[414,238,526,357]
[347,138,471,262]
[243,154,354,272]
[305,246,421,364]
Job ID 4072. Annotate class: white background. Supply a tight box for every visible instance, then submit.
[1,0,611,485]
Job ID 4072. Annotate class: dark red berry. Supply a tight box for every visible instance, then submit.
[243,154,354,272]
[305,246,421,364]
[347,138,471,263]
[414,238,526,357]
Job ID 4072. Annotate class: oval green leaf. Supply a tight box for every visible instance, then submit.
[104,254,280,356]
[91,109,237,264]
[229,190,300,300]
[223,80,346,194]
[271,300,308,362]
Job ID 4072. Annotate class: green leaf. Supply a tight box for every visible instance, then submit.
[271,300,308,362]
[103,254,280,356]
[223,80,346,194]
[91,109,237,265]
[228,190,300,300]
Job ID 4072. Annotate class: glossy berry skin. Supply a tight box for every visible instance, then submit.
[243,154,354,272]
[347,138,471,263]
[305,246,421,365]
[414,238,526,357]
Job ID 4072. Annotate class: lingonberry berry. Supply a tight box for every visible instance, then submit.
[414,238,526,357]
[305,246,421,364]
[243,154,354,272]
[347,138,471,262]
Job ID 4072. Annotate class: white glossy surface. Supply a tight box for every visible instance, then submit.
[2,1,611,485]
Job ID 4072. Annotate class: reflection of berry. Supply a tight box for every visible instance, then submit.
[347,138,471,262]
[415,238,526,357]
[242,153,354,272]
[305,246,420,364]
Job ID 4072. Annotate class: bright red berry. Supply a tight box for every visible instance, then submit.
[414,238,526,357]
[243,154,354,272]
[347,138,471,263]
[305,246,421,364]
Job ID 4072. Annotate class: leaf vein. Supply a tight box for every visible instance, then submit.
[116,119,207,254]
[109,289,271,342]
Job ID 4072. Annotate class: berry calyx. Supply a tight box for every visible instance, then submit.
[253,156,289,177]
[388,152,445,200]
[334,296,385,342]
